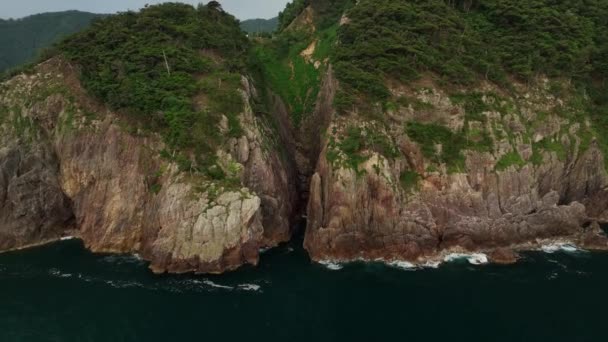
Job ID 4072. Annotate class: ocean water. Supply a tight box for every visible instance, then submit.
[0,236,606,342]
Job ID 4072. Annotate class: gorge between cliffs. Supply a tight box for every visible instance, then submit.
[2,1,608,275]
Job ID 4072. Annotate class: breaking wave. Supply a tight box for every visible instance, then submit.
[444,253,489,265]
[318,261,344,271]
[541,243,586,254]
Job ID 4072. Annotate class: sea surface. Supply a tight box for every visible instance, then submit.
[0,235,606,342]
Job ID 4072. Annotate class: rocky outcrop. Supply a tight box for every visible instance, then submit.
[0,58,297,273]
[305,80,608,264]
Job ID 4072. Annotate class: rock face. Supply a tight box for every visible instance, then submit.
[2,57,608,273]
[0,58,297,273]
[0,143,73,250]
[305,79,608,264]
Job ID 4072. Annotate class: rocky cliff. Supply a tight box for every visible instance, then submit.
[0,58,297,273]
[305,78,608,264]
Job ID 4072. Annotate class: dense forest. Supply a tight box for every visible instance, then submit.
[331,0,608,105]
[0,11,99,73]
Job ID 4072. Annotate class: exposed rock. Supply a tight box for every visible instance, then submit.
[0,144,73,250]
[489,248,519,265]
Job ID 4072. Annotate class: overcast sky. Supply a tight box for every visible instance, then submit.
[0,0,290,20]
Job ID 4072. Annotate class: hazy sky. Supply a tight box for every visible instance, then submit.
[0,0,290,20]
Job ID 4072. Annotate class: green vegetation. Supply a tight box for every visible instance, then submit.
[327,125,398,172]
[59,3,249,179]
[252,30,321,126]
[534,138,568,162]
[451,92,508,122]
[495,151,525,171]
[400,170,421,193]
[240,17,278,35]
[405,122,467,172]
[0,11,99,73]
[252,0,355,125]
[333,0,608,108]
[277,0,307,32]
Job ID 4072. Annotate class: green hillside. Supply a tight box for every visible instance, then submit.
[0,11,99,73]
[240,17,278,34]
[59,2,250,178]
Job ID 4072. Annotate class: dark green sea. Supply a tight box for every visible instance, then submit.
[1,235,606,342]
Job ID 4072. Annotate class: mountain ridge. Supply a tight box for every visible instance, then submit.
[0,10,100,73]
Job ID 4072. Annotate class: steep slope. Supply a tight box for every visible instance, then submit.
[300,0,608,264]
[0,11,100,73]
[0,3,298,274]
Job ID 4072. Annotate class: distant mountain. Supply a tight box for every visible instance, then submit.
[240,17,278,34]
[0,11,100,72]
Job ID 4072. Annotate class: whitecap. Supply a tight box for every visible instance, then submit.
[319,261,343,271]
[238,283,261,292]
[60,236,76,241]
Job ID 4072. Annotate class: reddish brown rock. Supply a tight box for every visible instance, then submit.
[489,248,519,265]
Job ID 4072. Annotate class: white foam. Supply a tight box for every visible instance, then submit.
[238,283,261,292]
[60,236,76,241]
[541,243,583,254]
[203,280,234,290]
[444,253,488,265]
[421,261,441,269]
[388,260,417,270]
[319,261,343,270]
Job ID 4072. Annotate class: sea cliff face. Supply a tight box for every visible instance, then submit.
[305,77,608,264]
[0,58,297,273]
[2,2,608,274]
